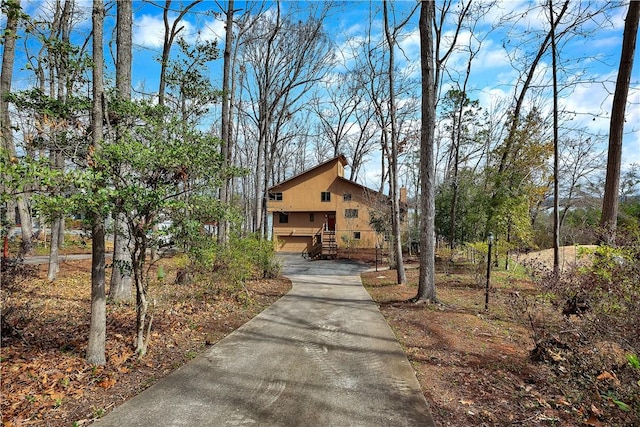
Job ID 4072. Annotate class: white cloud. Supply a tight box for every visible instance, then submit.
[398,28,420,61]
[198,18,226,43]
[553,73,640,169]
[621,86,640,168]
[134,14,166,48]
[20,0,91,28]
[473,39,511,72]
[477,87,511,116]
[480,0,532,28]
[561,75,614,134]
[133,13,224,49]
[589,36,623,50]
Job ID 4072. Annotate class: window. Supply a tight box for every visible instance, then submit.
[279,213,289,223]
[321,191,331,202]
[345,209,358,218]
[353,232,361,240]
[343,193,352,201]
[269,192,283,201]
[309,213,315,222]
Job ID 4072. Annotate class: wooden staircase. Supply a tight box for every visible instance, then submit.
[307,230,337,260]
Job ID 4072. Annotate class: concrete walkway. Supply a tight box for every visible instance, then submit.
[97,254,434,426]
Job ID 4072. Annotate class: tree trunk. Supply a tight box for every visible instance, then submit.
[218,0,234,246]
[110,0,133,301]
[549,0,561,274]
[383,1,406,285]
[133,245,149,356]
[47,215,61,281]
[86,0,106,366]
[47,1,71,257]
[56,1,71,251]
[57,215,64,248]
[417,0,437,302]
[600,0,639,242]
[110,213,132,301]
[449,99,461,250]
[0,0,34,257]
[254,119,267,235]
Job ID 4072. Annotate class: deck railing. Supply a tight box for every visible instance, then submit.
[306,229,337,259]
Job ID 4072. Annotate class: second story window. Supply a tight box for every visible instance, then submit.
[321,191,331,202]
[343,193,352,201]
[269,192,283,201]
[345,209,358,218]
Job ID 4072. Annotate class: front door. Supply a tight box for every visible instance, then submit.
[326,214,336,231]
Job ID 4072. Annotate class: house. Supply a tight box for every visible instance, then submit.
[267,155,405,258]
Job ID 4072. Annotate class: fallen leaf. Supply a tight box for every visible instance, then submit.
[459,399,474,406]
[596,371,617,382]
[584,414,603,427]
[548,350,565,362]
[97,377,116,389]
[111,351,133,367]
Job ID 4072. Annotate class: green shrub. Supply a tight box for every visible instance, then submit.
[186,234,280,291]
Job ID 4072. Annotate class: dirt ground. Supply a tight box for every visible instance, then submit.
[358,247,638,427]
[362,267,560,426]
[515,245,597,271]
[1,256,291,426]
[2,246,636,426]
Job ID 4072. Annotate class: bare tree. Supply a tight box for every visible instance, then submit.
[157,0,203,107]
[383,0,409,284]
[549,0,561,274]
[557,136,606,229]
[433,0,474,103]
[311,70,377,176]
[47,0,74,282]
[238,2,334,236]
[417,0,437,302]
[600,0,640,242]
[217,0,235,246]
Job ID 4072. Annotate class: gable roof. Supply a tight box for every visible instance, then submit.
[337,176,383,198]
[268,154,348,190]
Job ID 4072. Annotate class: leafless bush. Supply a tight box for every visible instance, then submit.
[508,229,640,424]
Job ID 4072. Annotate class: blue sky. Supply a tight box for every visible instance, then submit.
[5,0,640,188]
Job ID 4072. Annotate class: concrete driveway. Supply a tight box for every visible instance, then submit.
[97,254,434,426]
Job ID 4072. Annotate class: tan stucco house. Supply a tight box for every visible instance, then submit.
[267,155,402,257]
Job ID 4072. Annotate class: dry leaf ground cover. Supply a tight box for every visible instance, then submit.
[1,255,291,426]
[3,246,637,426]
[360,250,639,427]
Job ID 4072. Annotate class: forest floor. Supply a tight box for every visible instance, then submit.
[358,246,636,427]
[2,246,635,426]
[1,254,291,426]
